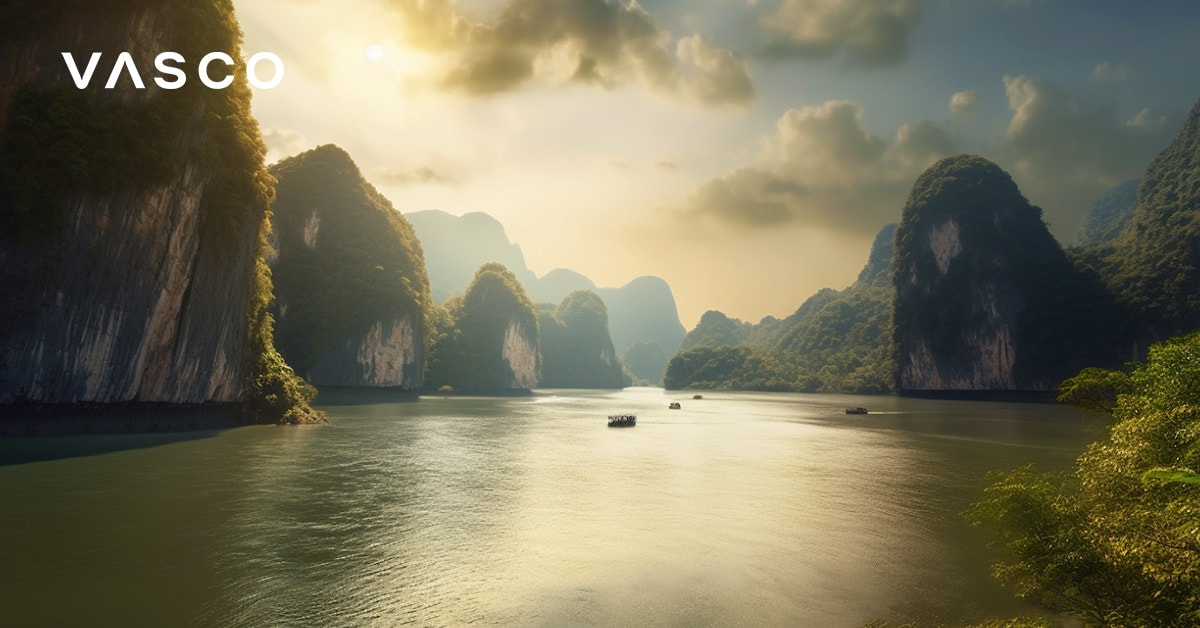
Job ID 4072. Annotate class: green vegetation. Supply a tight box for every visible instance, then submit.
[1099,99,1200,341]
[0,0,318,422]
[538,291,631,388]
[426,263,540,392]
[268,145,432,386]
[893,155,1126,390]
[968,331,1200,626]
[665,224,895,394]
[1074,178,1139,246]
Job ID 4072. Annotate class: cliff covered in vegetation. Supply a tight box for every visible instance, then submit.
[268,145,431,390]
[0,0,318,424]
[426,263,539,393]
[892,155,1121,393]
[1101,97,1200,344]
[538,291,630,389]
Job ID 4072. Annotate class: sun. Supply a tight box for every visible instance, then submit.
[364,43,385,63]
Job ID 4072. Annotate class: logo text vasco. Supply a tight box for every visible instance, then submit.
[62,52,284,90]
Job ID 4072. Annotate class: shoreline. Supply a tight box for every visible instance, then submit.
[0,402,246,438]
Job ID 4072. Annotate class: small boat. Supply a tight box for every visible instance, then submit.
[608,414,637,428]
[845,407,868,415]
[668,402,681,409]
[692,394,703,400]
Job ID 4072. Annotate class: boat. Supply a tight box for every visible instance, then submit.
[608,414,637,428]
[692,394,703,400]
[845,407,868,415]
[668,402,681,409]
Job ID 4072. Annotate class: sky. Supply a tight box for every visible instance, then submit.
[235,0,1200,329]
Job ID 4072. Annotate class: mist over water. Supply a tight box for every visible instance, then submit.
[0,389,1099,626]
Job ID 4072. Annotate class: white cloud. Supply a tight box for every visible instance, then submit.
[1001,74,1176,234]
[949,89,978,120]
[685,100,954,232]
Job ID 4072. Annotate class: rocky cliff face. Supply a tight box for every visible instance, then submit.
[0,2,308,415]
[892,155,1118,392]
[268,145,431,390]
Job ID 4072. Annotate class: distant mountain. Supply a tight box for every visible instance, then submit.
[538,291,631,388]
[892,155,1121,392]
[268,145,431,390]
[1075,178,1139,247]
[598,276,687,356]
[426,263,539,393]
[406,210,538,302]
[529,268,596,304]
[666,223,896,393]
[406,209,686,376]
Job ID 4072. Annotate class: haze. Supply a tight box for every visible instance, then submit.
[235,0,1200,327]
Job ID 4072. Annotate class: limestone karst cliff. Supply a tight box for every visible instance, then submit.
[538,290,630,389]
[426,263,539,392]
[268,145,432,390]
[892,155,1120,393]
[407,209,687,366]
[0,1,317,423]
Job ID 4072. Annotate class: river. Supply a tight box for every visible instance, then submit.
[0,388,1102,626]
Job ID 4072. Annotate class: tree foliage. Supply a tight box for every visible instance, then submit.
[969,331,1200,626]
[1074,177,1139,247]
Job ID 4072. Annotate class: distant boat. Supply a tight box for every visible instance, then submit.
[845,407,868,415]
[608,414,637,428]
[668,402,681,409]
[692,394,704,400]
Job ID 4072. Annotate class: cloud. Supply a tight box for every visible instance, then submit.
[949,89,978,120]
[676,34,755,106]
[1092,62,1130,82]
[374,166,456,185]
[261,128,310,163]
[388,0,753,106]
[1001,74,1176,233]
[758,0,922,67]
[684,100,954,232]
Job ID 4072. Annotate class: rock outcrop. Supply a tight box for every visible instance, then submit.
[268,145,431,390]
[892,155,1119,393]
[426,263,539,392]
[0,1,318,422]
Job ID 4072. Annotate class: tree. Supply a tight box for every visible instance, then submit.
[968,331,1200,626]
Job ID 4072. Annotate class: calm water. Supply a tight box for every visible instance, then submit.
[0,388,1101,626]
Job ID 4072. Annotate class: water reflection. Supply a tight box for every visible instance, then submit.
[0,390,1098,626]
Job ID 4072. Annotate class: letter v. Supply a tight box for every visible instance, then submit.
[63,52,102,88]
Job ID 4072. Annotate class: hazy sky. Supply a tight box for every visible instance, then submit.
[236,0,1200,328]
